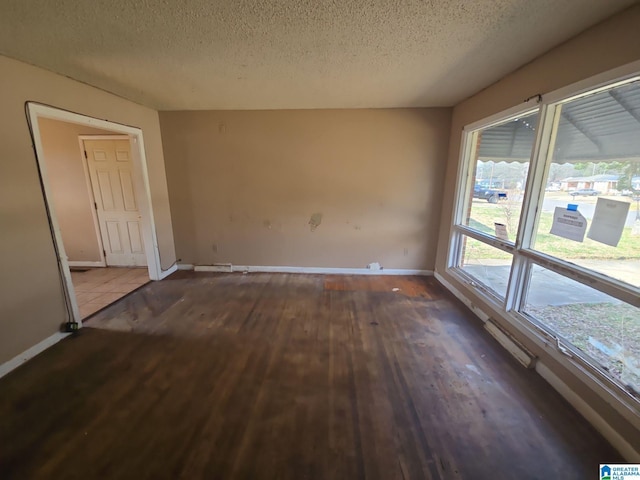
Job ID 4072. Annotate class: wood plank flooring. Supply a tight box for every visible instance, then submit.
[0,272,622,479]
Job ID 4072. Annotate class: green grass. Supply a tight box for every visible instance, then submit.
[526,302,640,391]
[466,201,640,260]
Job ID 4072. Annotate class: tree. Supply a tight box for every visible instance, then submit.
[548,163,576,182]
[572,161,626,176]
[617,159,640,192]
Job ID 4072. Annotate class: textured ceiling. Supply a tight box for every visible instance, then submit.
[0,0,635,110]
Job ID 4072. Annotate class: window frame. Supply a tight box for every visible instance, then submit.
[454,232,515,302]
[447,60,640,406]
[449,102,540,309]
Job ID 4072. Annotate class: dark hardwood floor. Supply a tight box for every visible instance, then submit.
[0,272,621,479]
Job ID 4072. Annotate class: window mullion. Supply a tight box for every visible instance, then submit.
[519,249,640,307]
[505,253,530,312]
[514,103,559,251]
[504,104,553,311]
[455,225,516,253]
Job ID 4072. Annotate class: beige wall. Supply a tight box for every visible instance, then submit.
[0,55,176,365]
[161,109,451,270]
[38,118,116,263]
[435,5,640,458]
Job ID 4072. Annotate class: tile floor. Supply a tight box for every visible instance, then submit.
[71,267,150,319]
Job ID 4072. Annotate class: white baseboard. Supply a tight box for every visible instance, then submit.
[177,263,195,271]
[192,264,433,275]
[434,271,491,322]
[0,332,71,379]
[68,260,105,268]
[194,264,232,273]
[536,362,640,462]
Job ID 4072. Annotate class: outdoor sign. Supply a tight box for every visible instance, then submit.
[588,197,631,247]
[494,223,509,241]
[550,206,587,242]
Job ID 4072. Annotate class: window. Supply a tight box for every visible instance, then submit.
[523,265,639,391]
[450,71,640,399]
[461,111,539,242]
[531,80,640,288]
[458,235,512,299]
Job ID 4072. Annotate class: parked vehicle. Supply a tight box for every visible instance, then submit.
[473,184,507,203]
[570,188,600,197]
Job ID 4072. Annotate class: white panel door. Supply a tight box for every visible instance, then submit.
[84,139,147,267]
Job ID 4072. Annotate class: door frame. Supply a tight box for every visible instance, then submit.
[77,134,134,268]
[27,103,174,324]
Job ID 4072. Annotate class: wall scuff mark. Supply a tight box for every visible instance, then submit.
[309,213,323,232]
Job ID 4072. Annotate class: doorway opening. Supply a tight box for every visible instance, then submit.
[27,103,167,325]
